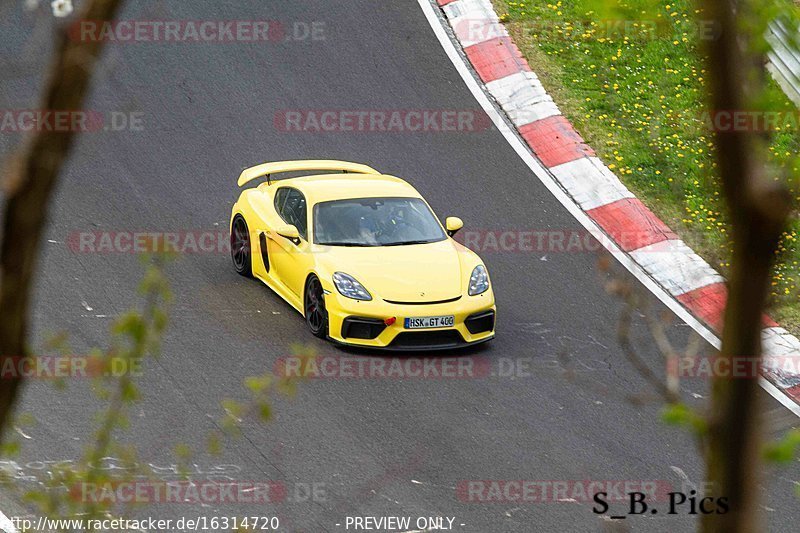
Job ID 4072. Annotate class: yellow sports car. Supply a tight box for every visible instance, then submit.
[230,160,495,350]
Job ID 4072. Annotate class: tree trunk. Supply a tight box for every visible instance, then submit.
[0,0,124,444]
[699,0,792,531]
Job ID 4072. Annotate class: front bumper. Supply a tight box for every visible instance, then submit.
[325,290,496,351]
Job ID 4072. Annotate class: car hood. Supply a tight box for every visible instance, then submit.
[317,239,465,302]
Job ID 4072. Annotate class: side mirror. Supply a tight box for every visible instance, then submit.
[445,217,463,237]
[276,224,300,243]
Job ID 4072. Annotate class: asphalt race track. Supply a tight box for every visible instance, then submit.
[1,1,799,531]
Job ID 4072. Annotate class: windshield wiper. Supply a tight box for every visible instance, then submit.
[318,241,376,247]
[382,239,437,246]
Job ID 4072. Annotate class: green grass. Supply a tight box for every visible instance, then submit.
[492,0,800,331]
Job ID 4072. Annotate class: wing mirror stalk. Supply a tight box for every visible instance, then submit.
[276,224,301,245]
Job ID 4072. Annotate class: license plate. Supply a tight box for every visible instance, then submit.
[404,315,455,329]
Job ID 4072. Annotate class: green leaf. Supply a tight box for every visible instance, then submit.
[764,429,800,463]
[0,441,21,456]
[208,433,222,456]
[174,442,192,460]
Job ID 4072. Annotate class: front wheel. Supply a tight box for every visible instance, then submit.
[230,214,253,277]
[305,275,329,339]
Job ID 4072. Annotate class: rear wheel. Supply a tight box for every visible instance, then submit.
[305,275,328,339]
[231,215,253,277]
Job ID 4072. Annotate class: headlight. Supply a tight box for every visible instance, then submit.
[332,272,372,301]
[468,265,489,296]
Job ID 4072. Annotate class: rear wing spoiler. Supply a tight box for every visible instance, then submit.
[237,160,380,187]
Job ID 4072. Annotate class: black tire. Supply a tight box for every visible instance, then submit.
[230,214,253,277]
[304,275,329,339]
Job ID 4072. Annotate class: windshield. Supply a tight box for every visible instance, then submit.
[313,197,447,246]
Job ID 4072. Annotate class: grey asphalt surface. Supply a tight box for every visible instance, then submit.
[1,1,799,532]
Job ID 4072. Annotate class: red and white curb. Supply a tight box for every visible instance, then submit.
[427,0,800,405]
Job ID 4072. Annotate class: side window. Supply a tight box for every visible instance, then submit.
[276,188,308,240]
[274,188,289,215]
